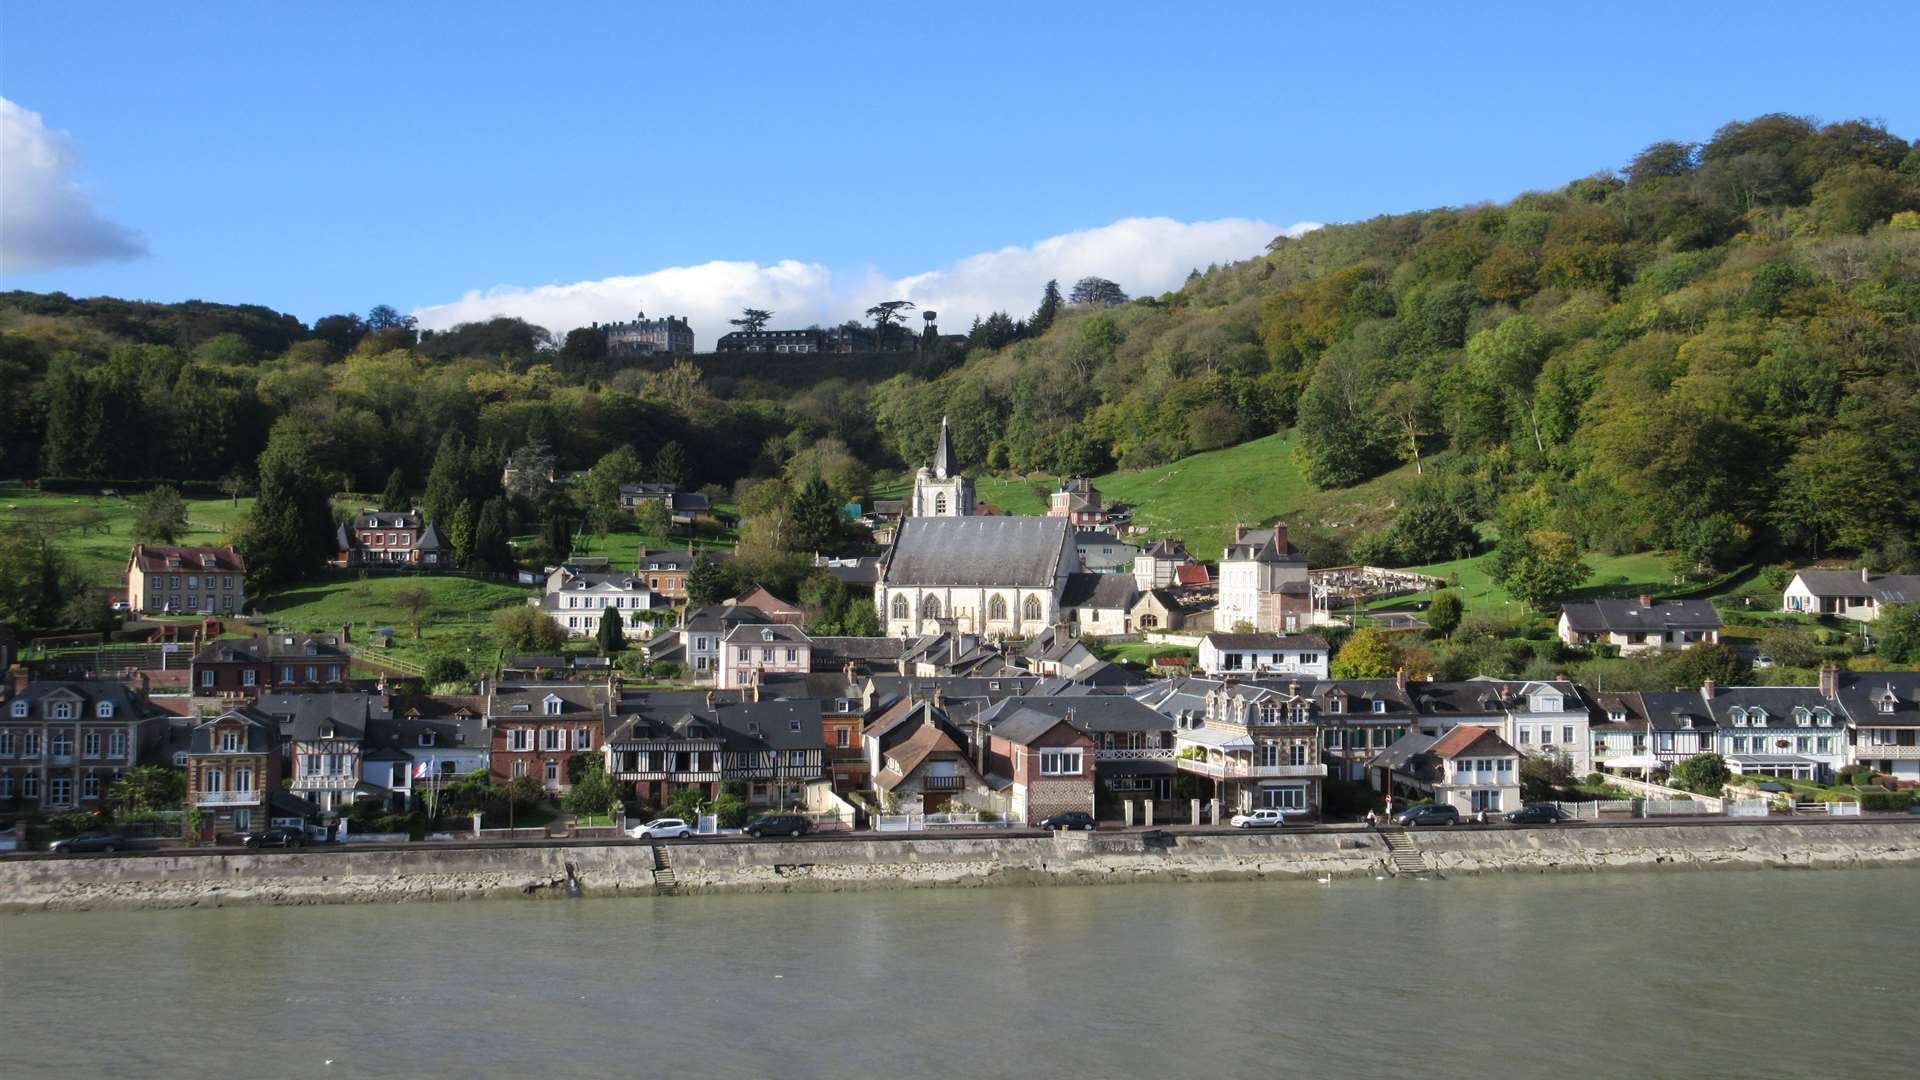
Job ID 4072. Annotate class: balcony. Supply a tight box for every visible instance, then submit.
[1096,748,1175,761]
[1176,757,1328,780]
[295,774,358,789]
[922,775,966,792]
[196,790,261,806]
[1859,744,1920,760]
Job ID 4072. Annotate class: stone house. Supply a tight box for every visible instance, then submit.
[126,544,247,616]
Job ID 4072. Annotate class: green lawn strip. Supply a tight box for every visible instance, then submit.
[255,575,534,671]
[0,488,257,591]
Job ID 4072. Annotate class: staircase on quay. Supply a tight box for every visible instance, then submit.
[1380,827,1436,877]
[649,842,679,896]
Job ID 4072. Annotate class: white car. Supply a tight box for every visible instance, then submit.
[1230,808,1287,828]
[628,817,694,840]
[1752,655,1775,670]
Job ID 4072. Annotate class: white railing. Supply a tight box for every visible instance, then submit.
[1642,798,1708,817]
[1791,800,1859,816]
[1856,744,1920,759]
[1726,799,1771,817]
[196,790,260,806]
[873,812,1016,831]
[1608,773,1724,813]
[1177,758,1327,780]
[1097,748,1175,760]
[1547,801,1601,820]
[295,774,357,789]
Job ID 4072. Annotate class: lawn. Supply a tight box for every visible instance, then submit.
[0,486,256,591]
[253,574,535,673]
[510,527,737,570]
[1096,641,1195,667]
[1382,549,1686,620]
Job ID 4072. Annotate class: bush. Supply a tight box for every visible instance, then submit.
[713,796,749,829]
[48,811,107,838]
[1585,772,1607,787]
[651,662,683,682]
[374,814,412,834]
[423,654,470,686]
[1857,790,1914,812]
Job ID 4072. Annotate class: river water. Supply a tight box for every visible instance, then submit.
[2,869,1916,1078]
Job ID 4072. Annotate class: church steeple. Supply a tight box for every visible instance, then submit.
[933,415,955,479]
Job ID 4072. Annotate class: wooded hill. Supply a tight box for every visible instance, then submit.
[4,114,1917,584]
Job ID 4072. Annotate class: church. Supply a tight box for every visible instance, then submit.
[910,417,975,517]
[880,417,1074,637]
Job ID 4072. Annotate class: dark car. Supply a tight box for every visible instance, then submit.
[1505,804,1574,825]
[745,814,811,838]
[242,827,306,849]
[1396,804,1460,827]
[1039,811,1096,831]
[48,831,123,854]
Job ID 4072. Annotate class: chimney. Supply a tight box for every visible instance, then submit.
[705,691,715,713]
[973,717,987,775]
[932,687,945,709]
[1288,680,1300,698]
[1819,662,1840,701]
[1638,595,1653,608]
[1234,524,1249,543]
[1862,566,1871,584]
[1272,524,1289,551]
[1394,666,1408,691]
[1701,678,1716,700]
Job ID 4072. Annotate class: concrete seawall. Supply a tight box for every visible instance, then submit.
[4,820,1918,913]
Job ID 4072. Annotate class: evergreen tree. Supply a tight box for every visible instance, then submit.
[1030,279,1063,335]
[790,476,843,553]
[471,497,515,573]
[595,605,627,652]
[423,432,469,527]
[380,467,409,512]
[448,501,476,566]
[242,438,336,590]
[542,514,573,563]
[686,551,723,608]
[653,440,690,490]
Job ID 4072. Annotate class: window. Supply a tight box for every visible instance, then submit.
[1327,698,1342,714]
[173,751,188,767]
[785,647,797,663]
[544,728,564,752]
[201,670,216,688]
[304,754,322,776]
[1732,736,1748,752]
[1518,727,1531,745]
[575,727,593,750]
[51,701,72,720]
[49,777,71,806]
[835,727,850,748]
[241,669,257,687]
[0,776,10,799]
[1024,595,1042,621]
[1289,743,1308,766]
[1816,737,1833,754]
[1039,749,1083,776]
[510,729,532,752]
[203,770,223,793]
[988,594,1008,621]
[1258,742,1280,767]
[83,732,102,757]
[1471,789,1504,812]
[1562,726,1575,744]
[306,665,318,682]
[922,596,941,620]
[1262,786,1306,811]
[281,666,294,683]
[1372,700,1386,714]
[545,697,562,716]
[9,701,25,717]
[512,759,528,778]
[420,730,437,748]
[96,701,114,718]
[934,493,948,515]
[109,732,126,757]
[221,730,241,753]
[233,767,253,793]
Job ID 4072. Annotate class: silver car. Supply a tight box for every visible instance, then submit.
[1229,808,1286,828]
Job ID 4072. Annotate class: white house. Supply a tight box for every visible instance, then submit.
[1215,525,1310,632]
[1557,596,1721,654]
[1196,634,1329,678]
[533,564,658,638]
[1783,568,1920,623]
[718,624,812,690]
[1428,725,1522,815]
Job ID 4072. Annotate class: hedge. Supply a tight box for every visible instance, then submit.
[1857,790,1914,813]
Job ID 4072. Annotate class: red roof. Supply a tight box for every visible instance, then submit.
[1174,563,1211,586]
[1428,724,1514,759]
[129,544,247,574]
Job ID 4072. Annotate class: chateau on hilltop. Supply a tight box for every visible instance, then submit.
[600,312,693,356]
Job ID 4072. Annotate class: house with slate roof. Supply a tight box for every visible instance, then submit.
[604,689,824,808]
[534,563,660,639]
[871,703,997,816]
[2,678,165,812]
[1060,572,1140,636]
[718,623,812,690]
[332,510,454,568]
[1782,568,1920,622]
[1133,538,1196,590]
[979,699,1096,825]
[1197,633,1330,678]
[876,516,1075,637]
[485,681,613,791]
[1141,678,1327,819]
[1215,525,1311,633]
[1074,529,1137,573]
[1557,595,1721,654]
[185,707,285,837]
[190,631,350,696]
[987,695,1178,809]
[1369,724,1521,815]
[1836,669,1920,782]
[1701,680,1846,781]
[126,544,247,616]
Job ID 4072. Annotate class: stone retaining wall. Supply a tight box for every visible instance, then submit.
[3,821,1917,913]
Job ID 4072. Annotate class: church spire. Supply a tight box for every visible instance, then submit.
[933,415,955,479]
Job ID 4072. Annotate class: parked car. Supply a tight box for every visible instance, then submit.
[629,817,694,840]
[745,814,810,838]
[48,831,123,854]
[1230,808,1287,828]
[1038,811,1096,831]
[242,827,306,849]
[1505,804,1574,825]
[1397,804,1460,827]
[1753,654,1775,670]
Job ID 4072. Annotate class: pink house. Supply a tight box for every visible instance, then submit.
[718,623,812,689]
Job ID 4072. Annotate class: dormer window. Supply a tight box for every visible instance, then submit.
[10,701,25,718]
[1679,716,1693,730]
[747,722,760,735]
[1749,707,1769,725]
[1813,708,1833,727]
[1372,700,1386,714]
[761,629,776,642]
[1610,710,1627,723]
[420,730,437,748]
[790,718,802,732]
[221,730,241,752]
[96,701,114,717]
[319,724,335,739]
[1879,693,1897,715]
[1729,707,1747,727]
[1328,698,1342,714]
[543,696,563,716]
[1792,707,1811,728]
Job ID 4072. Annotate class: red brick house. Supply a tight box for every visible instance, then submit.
[485,680,613,792]
[126,545,247,616]
[185,707,282,837]
[981,705,1097,825]
[332,511,454,568]
[2,678,165,812]
[190,632,350,696]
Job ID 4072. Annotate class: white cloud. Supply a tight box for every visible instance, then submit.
[412,216,1319,349]
[0,98,146,273]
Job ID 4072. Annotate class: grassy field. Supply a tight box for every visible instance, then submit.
[1380,550,1681,619]
[509,527,737,570]
[254,575,536,671]
[878,432,1420,561]
[0,487,256,591]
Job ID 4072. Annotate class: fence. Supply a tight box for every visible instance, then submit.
[1606,773,1725,814]
[1726,799,1771,817]
[1642,798,1711,817]
[1791,800,1860,817]
[873,812,1017,832]
[1547,801,1601,820]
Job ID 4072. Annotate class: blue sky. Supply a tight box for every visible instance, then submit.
[3,1,1917,343]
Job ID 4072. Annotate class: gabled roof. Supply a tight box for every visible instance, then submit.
[129,544,246,574]
[875,718,972,791]
[353,511,424,530]
[1834,671,1920,729]
[1427,724,1517,759]
[1059,572,1139,611]
[487,682,610,719]
[1140,539,1189,560]
[881,516,1072,588]
[187,708,275,753]
[982,695,1168,736]
[256,691,394,741]
[1220,527,1303,566]
[1789,570,1920,603]
[721,622,811,645]
[1560,597,1722,632]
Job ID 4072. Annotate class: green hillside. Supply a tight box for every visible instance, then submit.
[0,487,254,592]
[254,575,535,672]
